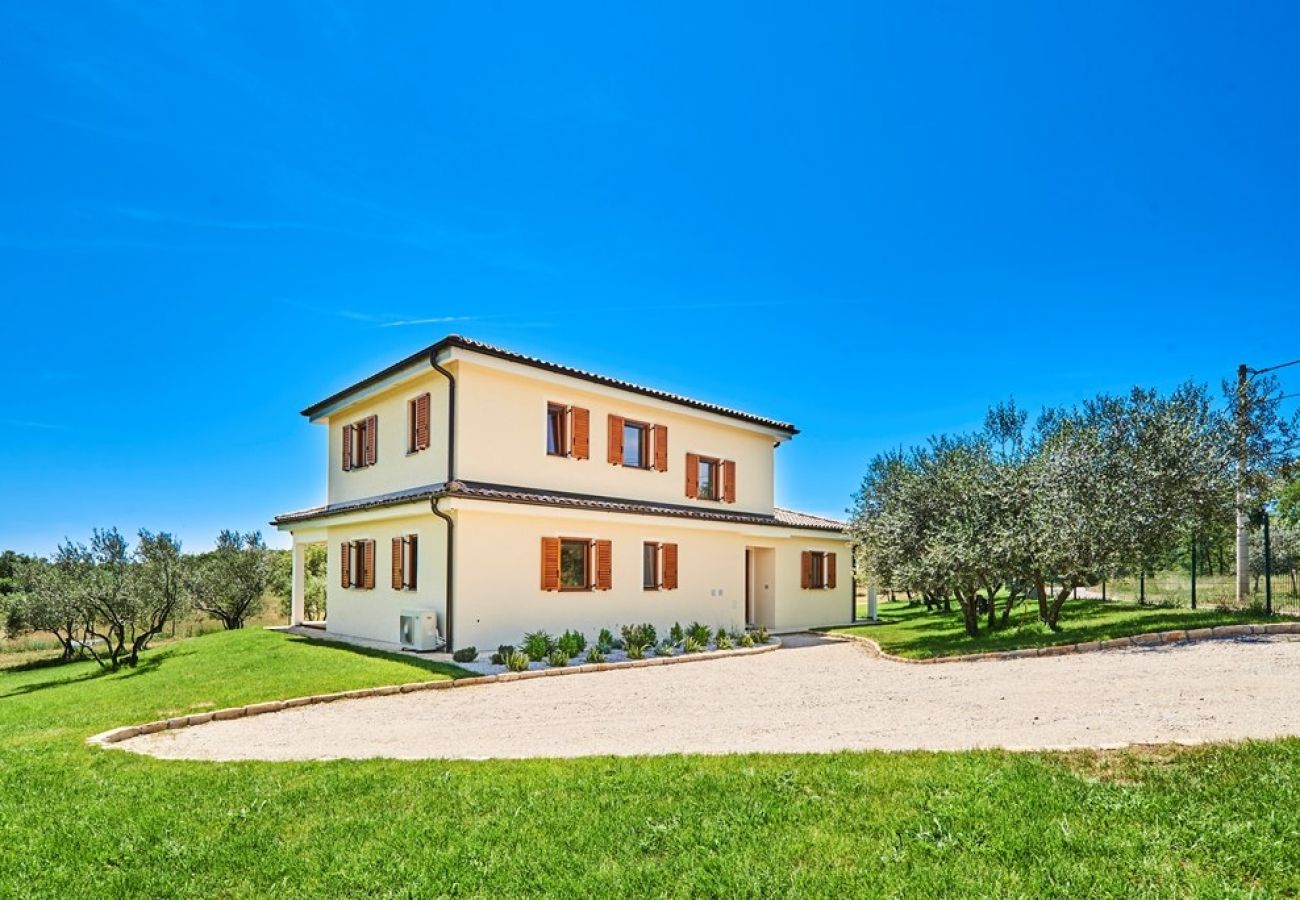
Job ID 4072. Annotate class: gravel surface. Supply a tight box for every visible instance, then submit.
[122,634,1300,761]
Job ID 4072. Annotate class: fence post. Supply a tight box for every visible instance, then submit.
[1191,540,1197,610]
[1102,579,1107,602]
[1264,511,1273,615]
[1139,571,1146,605]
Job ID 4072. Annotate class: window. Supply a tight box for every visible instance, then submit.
[392,534,418,590]
[623,421,649,469]
[801,551,837,590]
[546,403,589,459]
[808,552,825,589]
[642,542,678,590]
[407,393,430,454]
[607,415,667,470]
[643,542,659,589]
[546,404,567,456]
[685,453,735,502]
[342,415,378,470]
[541,537,611,591]
[340,539,375,589]
[560,539,590,590]
[697,456,719,500]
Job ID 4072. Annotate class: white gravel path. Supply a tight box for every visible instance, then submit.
[122,634,1300,761]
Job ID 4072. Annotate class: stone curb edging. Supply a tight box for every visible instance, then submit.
[86,637,782,749]
[836,622,1300,666]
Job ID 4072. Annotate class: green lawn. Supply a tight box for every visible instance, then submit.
[831,598,1279,660]
[3,628,1300,896]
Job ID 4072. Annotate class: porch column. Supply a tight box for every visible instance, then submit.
[867,583,878,621]
[291,539,306,626]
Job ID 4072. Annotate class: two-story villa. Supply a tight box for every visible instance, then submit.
[273,336,852,652]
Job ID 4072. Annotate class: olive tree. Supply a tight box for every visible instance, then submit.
[7,554,91,660]
[191,530,272,629]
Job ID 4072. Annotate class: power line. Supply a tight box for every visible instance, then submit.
[1247,358,1300,376]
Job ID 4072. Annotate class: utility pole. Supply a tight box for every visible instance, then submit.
[1235,363,1251,604]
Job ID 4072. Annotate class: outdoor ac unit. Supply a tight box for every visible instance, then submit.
[399,609,443,652]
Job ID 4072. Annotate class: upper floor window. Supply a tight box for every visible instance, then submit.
[546,403,590,459]
[623,421,650,469]
[341,539,375,589]
[607,415,667,471]
[391,534,418,590]
[685,453,735,503]
[407,394,431,454]
[341,415,378,471]
[801,550,837,590]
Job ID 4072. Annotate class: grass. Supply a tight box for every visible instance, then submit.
[830,598,1279,660]
[3,628,1300,896]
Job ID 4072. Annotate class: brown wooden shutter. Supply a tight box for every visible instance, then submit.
[722,460,737,503]
[540,537,561,591]
[571,407,590,460]
[661,543,678,590]
[826,553,837,589]
[407,534,418,590]
[607,415,624,464]
[391,537,404,589]
[595,539,612,590]
[363,540,376,589]
[340,542,352,588]
[342,424,354,471]
[364,415,378,466]
[685,452,699,498]
[653,425,668,472]
[800,551,812,589]
[414,393,430,451]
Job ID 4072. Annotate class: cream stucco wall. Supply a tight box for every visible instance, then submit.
[446,500,850,653]
[324,371,450,504]
[315,507,449,645]
[452,355,781,514]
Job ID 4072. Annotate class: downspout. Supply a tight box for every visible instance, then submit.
[430,350,457,650]
[431,495,455,651]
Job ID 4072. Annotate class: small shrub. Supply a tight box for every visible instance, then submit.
[452,646,478,663]
[751,625,769,643]
[556,629,587,658]
[547,648,570,667]
[738,633,754,648]
[504,650,530,672]
[626,642,645,660]
[683,636,704,654]
[585,646,607,664]
[654,640,675,657]
[491,644,515,665]
[687,621,711,644]
[715,633,733,651]
[669,622,685,643]
[621,622,657,649]
[728,628,743,642]
[597,627,620,652]
[714,626,730,643]
[522,630,554,661]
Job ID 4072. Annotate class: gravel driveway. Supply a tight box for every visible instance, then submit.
[122,634,1300,761]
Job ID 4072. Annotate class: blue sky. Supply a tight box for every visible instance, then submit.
[2,2,1298,555]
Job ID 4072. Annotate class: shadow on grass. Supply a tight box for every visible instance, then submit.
[828,600,1270,659]
[282,634,472,680]
[0,647,176,698]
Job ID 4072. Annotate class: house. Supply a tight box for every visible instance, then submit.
[273,336,853,652]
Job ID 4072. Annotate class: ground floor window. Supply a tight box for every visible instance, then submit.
[643,542,659,589]
[341,539,375,589]
[561,539,590,590]
[642,541,679,590]
[391,534,418,590]
[801,550,837,590]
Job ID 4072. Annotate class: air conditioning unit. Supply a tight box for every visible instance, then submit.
[399,609,444,652]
